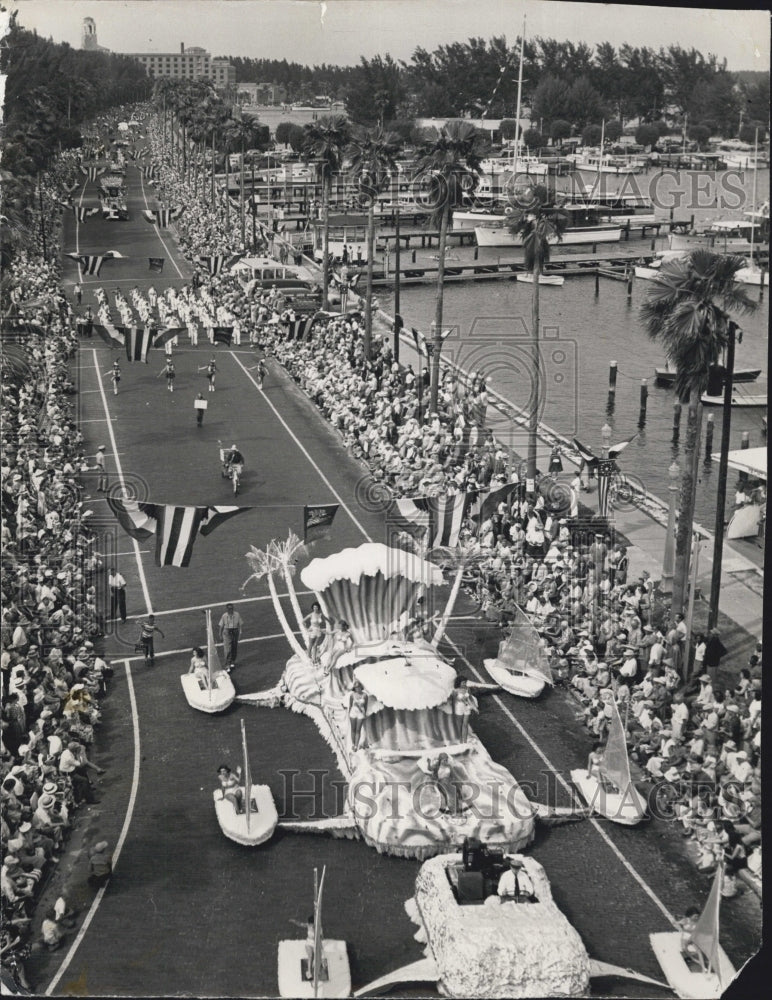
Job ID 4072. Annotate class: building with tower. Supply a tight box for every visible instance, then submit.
[81,17,109,52]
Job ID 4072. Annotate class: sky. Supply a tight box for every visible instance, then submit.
[10,0,771,70]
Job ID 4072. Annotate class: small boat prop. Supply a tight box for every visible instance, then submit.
[213,718,277,846]
[650,863,736,999]
[570,696,647,825]
[483,609,554,698]
[656,366,761,386]
[700,391,767,408]
[180,609,235,713]
[278,866,351,998]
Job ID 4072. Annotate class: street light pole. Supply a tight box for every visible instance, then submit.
[661,460,680,595]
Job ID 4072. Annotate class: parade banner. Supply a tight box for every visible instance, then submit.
[124,326,153,363]
[212,327,233,346]
[148,257,165,273]
[597,459,616,519]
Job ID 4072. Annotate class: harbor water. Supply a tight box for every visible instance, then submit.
[379,167,769,528]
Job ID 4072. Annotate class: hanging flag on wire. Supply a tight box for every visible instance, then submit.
[141,207,183,227]
[92,324,125,347]
[124,326,153,363]
[303,504,339,545]
[65,249,124,276]
[597,459,616,519]
[608,435,637,460]
[153,327,185,348]
[394,493,468,550]
[106,498,252,567]
[80,165,106,182]
[139,164,159,182]
[148,257,165,273]
[286,316,315,341]
[197,254,243,276]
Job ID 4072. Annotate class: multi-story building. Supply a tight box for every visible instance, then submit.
[127,43,235,91]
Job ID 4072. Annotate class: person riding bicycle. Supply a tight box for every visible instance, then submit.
[221,443,244,479]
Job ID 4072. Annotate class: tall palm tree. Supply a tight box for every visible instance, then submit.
[640,250,755,613]
[429,540,483,647]
[269,532,310,646]
[414,122,485,411]
[507,184,567,480]
[222,115,264,250]
[243,545,308,661]
[302,115,350,309]
[346,125,401,357]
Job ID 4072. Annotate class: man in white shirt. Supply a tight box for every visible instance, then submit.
[108,567,127,623]
[498,857,536,902]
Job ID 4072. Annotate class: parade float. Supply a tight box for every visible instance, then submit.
[213,719,277,847]
[483,605,555,698]
[354,848,669,998]
[180,609,236,714]
[239,537,537,859]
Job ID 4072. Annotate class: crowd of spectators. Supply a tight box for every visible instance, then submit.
[1,187,111,991]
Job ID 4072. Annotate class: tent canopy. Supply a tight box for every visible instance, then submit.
[711,447,766,481]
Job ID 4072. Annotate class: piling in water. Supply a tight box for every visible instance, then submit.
[638,379,648,427]
[672,400,682,443]
[608,361,618,395]
[704,413,714,458]
[741,430,750,450]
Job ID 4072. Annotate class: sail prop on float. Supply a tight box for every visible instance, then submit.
[484,606,554,698]
[300,542,444,643]
[213,718,278,846]
[180,609,236,713]
[278,866,351,998]
[570,696,647,825]
[650,862,736,998]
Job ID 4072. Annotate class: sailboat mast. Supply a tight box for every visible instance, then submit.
[513,14,526,167]
[206,609,214,701]
[241,718,251,831]
[313,866,325,997]
[749,128,759,264]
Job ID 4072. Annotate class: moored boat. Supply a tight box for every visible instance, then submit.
[656,366,761,386]
[516,273,564,286]
[700,391,767,408]
[475,206,622,247]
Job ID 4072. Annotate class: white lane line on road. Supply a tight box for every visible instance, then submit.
[79,417,116,423]
[45,659,141,996]
[234,353,680,930]
[112,631,291,664]
[445,638,680,930]
[230,353,372,540]
[139,170,184,279]
[119,589,313,621]
[92,348,154,614]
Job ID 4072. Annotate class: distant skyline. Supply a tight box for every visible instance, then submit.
[11,0,771,70]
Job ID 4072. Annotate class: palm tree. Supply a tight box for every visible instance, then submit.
[414,122,485,411]
[269,532,310,646]
[222,115,265,250]
[507,184,568,480]
[242,545,308,661]
[346,125,401,357]
[429,540,483,647]
[640,250,756,613]
[302,115,350,309]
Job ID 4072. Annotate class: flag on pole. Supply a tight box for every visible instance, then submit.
[303,503,339,544]
[572,437,599,468]
[212,327,233,346]
[597,459,615,518]
[148,257,165,273]
[608,436,636,460]
[124,326,153,363]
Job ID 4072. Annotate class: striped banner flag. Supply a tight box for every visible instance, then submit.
[212,327,233,346]
[80,165,106,182]
[394,492,468,550]
[597,459,615,519]
[197,254,243,276]
[468,480,519,524]
[107,500,251,567]
[124,326,153,363]
[141,207,183,227]
[139,164,159,181]
[572,437,599,469]
[286,316,315,341]
[152,327,185,348]
[66,253,105,276]
[72,206,99,222]
[92,323,125,347]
